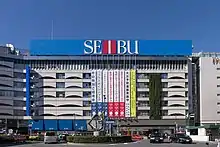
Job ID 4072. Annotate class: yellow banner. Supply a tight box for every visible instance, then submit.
[130,69,136,117]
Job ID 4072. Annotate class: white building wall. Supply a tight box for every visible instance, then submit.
[199,57,220,124]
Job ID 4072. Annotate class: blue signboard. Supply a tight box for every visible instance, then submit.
[74,120,87,131]
[29,120,43,131]
[44,120,58,131]
[58,120,73,131]
[30,40,192,56]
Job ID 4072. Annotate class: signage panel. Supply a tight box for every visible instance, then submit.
[119,70,125,118]
[103,70,108,117]
[91,70,97,116]
[97,70,103,115]
[108,70,114,118]
[125,70,131,118]
[130,70,136,117]
[30,40,192,56]
[113,70,120,118]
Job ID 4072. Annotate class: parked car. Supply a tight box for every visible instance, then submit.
[44,132,58,144]
[170,133,193,144]
[149,133,164,143]
[132,135,143,141]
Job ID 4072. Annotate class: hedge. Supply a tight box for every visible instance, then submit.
[0,136,14,144]
[149,73,162,120]
[67,136,132,143]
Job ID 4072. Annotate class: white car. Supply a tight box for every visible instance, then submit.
[44,132,58,144]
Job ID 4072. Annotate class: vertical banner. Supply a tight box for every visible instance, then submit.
[103,70,108,117]
[25,65,30,116]
[113,70,120,118]
[119,70,125,118]
[97,70,103,115]
[130,69,137,117]
[91,70,97,116]
[108,70,114,118]
[125,70,131,118]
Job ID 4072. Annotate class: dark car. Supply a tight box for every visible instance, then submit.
[150,133,164,143]
[170,133,193,144]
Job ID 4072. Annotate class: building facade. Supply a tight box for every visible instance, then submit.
[193,52,220,126]
[0,40,192,134]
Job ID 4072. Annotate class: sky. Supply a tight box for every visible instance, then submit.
[0,0,220,52]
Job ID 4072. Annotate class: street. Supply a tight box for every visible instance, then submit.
[1,140,217,147]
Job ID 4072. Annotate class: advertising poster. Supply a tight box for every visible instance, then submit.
[108,70,114,118]
[113,70,120,118]
[125,70,131,118]
[130,69,137,117]
[97,70,103,115]
[102,70,108,117]
[119,70,125,118]
[91,70,97,116]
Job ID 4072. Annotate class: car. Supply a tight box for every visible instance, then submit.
[170,133,193,144]
[132,135,143,141]
[149,133,164,143]
[44,132,58,144]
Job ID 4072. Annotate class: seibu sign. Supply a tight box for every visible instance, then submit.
[84,40,139,55]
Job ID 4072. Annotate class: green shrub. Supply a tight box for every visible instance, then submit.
[67,136,132,143]
[0,136,14,144]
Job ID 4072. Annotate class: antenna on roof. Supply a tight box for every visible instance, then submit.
[51,20,54,40]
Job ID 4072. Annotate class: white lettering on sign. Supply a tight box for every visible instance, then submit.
[84,40,139,55]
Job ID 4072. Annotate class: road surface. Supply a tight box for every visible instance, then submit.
[1,140,216,147]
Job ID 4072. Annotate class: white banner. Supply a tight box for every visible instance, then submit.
[125,70,130,117]
[103,70,108,103]
[91,70,97,116]
[113,70,119,103]
[97,70,103,103]
[108,70,114,103]
[91,70,97,103]
[119,70,125,103]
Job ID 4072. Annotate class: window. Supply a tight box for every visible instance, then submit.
[14,110,25,116]
[56,82,65,88]
[161,91,168,97]
[83,73,91,79]
[185,101,188,106]
[185,73,188,79]
[83,101,91,107]
[185,82,188,88]
[0,90,13,97]
[83,92,91,97]
[137,92,149,97]
[161,73,168,79]
[14,91,25,97]
[13,100,26,107]
[14,82,26,88]
[14,73,26,79]
[185,91,188,97]
[162,82,168,88]
[161,101,168,106]
[83,110,91,116]
[161,110,168,116]
[138,101,148,107]
[83,82,91,88]
[56,91,65,97]
[56,73,65,79]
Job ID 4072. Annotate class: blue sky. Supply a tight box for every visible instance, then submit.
[0,0,220,52]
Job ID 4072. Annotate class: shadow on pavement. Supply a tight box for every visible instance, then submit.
[0,141,42,147]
